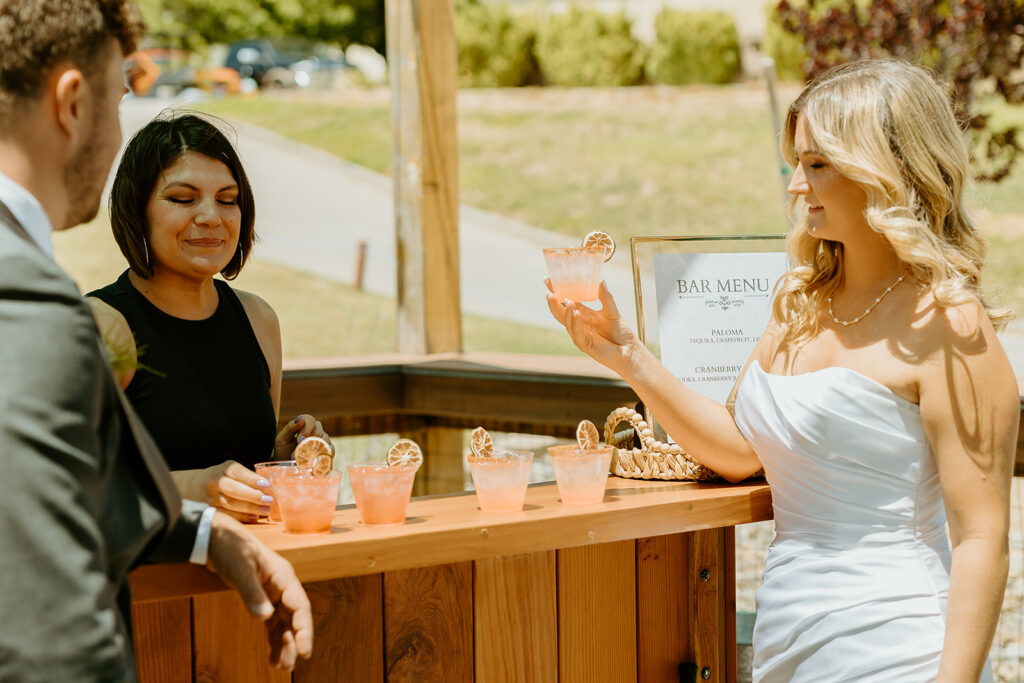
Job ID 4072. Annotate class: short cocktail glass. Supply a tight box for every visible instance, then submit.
[547,444,614,504]
[347,464,418,525]
[253,460,298,522]
[468,451,534,512]
[543,246,605,302]
[269,469,342,534]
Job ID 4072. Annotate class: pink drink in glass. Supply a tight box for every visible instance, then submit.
[543,247,604,302]
[269,470,342,534]
[547,445,614,504]
[253,460,298,522]
[347,464,418,525]
[468,451,534,512]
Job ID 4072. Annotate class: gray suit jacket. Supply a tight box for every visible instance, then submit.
[0,203,204,681]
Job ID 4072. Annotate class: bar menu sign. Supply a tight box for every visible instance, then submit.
[654,251,789,404]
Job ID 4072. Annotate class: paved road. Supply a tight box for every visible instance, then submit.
[118,95,1024,376]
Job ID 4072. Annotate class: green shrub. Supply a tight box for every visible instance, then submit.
[534,7,644,86]
[646,9,741,85]
[762,2,808,81]
[456,1,539,87]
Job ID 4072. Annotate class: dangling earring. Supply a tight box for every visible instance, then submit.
[142,236,149,267]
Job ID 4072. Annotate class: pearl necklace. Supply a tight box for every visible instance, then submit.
[827,275,905,327]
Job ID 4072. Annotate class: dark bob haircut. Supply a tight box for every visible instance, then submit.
[109,111,256,279]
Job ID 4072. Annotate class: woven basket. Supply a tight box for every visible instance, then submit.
[603,406,720,481]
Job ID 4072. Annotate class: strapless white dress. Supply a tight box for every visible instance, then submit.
[734,360,994,682]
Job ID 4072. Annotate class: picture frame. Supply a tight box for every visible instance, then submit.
[629,234,789,440]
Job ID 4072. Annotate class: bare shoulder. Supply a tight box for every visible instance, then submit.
[234,288,280,334]
[913,291,1017,409]
[84,297,134,350]
[233,288,282,377]
[757,318,786,365]
[914,291,998,359]
[84,296,137,388]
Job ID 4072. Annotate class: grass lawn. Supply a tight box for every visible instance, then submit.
[53,217,578,359]
[199,87,1024,316]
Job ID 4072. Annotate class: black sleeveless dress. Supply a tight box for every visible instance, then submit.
[89,271,277,470]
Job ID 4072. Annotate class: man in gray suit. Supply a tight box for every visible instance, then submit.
[0,1,312,678]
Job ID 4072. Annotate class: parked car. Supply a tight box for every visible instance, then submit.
[224,38,353,89]
[126,47,240,97]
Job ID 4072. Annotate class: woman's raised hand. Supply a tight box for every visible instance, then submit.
[274,414,333,460]
[172,461,272,524]
[546,279,640,375]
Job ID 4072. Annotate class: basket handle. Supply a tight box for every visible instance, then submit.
[603,406,686,457]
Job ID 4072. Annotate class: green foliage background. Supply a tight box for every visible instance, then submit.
[136,0,385,52]
[455,1,539,87]
[646,9,741,85]
[533,8,645,86]
[762,3,807,80]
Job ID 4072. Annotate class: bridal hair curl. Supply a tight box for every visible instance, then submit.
[773,59,1012,344]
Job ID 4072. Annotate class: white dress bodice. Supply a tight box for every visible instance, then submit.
[734,360,992,682]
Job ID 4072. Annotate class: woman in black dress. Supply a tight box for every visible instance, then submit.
[89,112,330,522]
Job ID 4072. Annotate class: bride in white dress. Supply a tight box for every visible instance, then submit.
[546,59,1017,682]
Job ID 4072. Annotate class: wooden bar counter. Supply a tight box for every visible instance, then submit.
[130,477,771,683]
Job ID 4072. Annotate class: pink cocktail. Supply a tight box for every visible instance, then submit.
[543,247,604,302]
[468,451,534,512]
[253,460,298,522]
[547,445,614,504]
[269,470,342,534]
[347,464,418,525]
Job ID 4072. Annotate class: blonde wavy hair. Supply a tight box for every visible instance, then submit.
[773,59,1011,345]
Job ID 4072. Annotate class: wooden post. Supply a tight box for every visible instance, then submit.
[387,0,462,354]
[689,529,729,683]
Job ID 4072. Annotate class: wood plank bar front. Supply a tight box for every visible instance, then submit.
[131,478,771,682]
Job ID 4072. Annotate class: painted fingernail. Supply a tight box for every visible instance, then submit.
[294,416,302,424]
[256,479,270,488]
[297,435,305,443]
[259,506,272,514]
[261,494,274,504]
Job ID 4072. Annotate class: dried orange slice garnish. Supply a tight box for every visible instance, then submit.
[576,420,600,450]
[311,454,334,478]
[469,426,494,458]
[294,436,333,468]
[582,230,615,262]
[387,439,423,470]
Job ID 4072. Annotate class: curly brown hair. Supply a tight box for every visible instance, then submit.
[0,0,146,125]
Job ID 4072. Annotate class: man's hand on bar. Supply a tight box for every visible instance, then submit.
[205,512,314,669]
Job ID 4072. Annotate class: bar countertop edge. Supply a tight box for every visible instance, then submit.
[130,477,772,602]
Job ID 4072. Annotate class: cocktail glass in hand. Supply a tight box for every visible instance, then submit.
[269,469,342,534]
[347,464,418,525]
[253,460,298,522]
[543,247,605,302]
[547,444,614,504]
[467,451,534,512]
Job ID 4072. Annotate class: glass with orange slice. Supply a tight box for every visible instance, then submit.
[547,419,614,505]
[543,230,615,302]
[466,427,534,512]
[348,439,422,525]
[270,468,343,534]
[268,435,341,533]
[253,460,298,522]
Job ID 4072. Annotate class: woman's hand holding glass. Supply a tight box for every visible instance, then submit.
[172,460,273,524]
[545,278,641,377]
